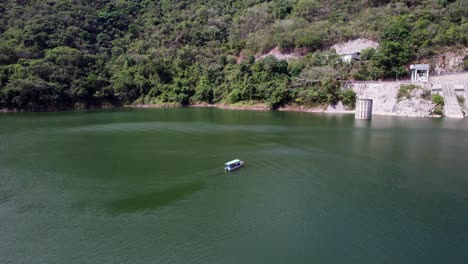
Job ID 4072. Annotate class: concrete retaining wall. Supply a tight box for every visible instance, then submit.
[348,72,468,117]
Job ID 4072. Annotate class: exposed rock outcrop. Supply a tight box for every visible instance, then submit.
[393,88,436,117]
[253,38,380,62]
[255,46,306,61]
[331,38,379,54]
[325,101,353,113]
[417,48,468,75]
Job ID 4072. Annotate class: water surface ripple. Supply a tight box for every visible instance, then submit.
[0,108,467,264]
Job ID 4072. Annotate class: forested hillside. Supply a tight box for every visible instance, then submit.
[0,0,467,110]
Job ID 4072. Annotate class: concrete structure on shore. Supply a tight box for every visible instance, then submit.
[430,73,468,118]
[355,99,373,119]
[347,72,468,118]
[410,64,430,82]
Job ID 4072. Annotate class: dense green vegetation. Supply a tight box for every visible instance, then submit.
[432,93,445,115]
[0,0,466,110]
[397,84,420,100]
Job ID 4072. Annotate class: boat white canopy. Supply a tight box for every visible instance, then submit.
[225,159,241,166]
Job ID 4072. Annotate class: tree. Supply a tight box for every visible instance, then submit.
[373,17,413,78]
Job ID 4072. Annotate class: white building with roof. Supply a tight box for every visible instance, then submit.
[410,64,430,82]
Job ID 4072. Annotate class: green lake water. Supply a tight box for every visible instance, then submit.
[0,108,467,264]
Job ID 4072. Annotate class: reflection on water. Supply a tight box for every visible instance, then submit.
[108,181,206,213]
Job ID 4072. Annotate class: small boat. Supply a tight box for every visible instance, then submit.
[225,159,244,172]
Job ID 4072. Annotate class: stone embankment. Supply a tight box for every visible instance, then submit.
[431,72,468,118]
[350,82,436,117]
[393,88,436,117]
[349,72,468,118]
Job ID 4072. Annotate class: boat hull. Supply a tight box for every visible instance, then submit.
[225,161,244,172]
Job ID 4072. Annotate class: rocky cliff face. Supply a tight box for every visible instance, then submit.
[393,88,436,117]
[418,48,468,75]
[255,46,305,61]
[331,38,379,55]
[252,38,380,62]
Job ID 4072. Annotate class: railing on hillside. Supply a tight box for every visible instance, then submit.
[341,71,468,90]
[431,71,467,77]
[342,79,415,89]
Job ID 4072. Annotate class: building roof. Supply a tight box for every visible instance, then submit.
[410,64,429,70]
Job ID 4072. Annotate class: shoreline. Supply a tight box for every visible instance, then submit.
[129,102,272,111]
[129,103,356,114]
[128,104,441,117]
[1,103,444,118]
[2,103,342,114]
